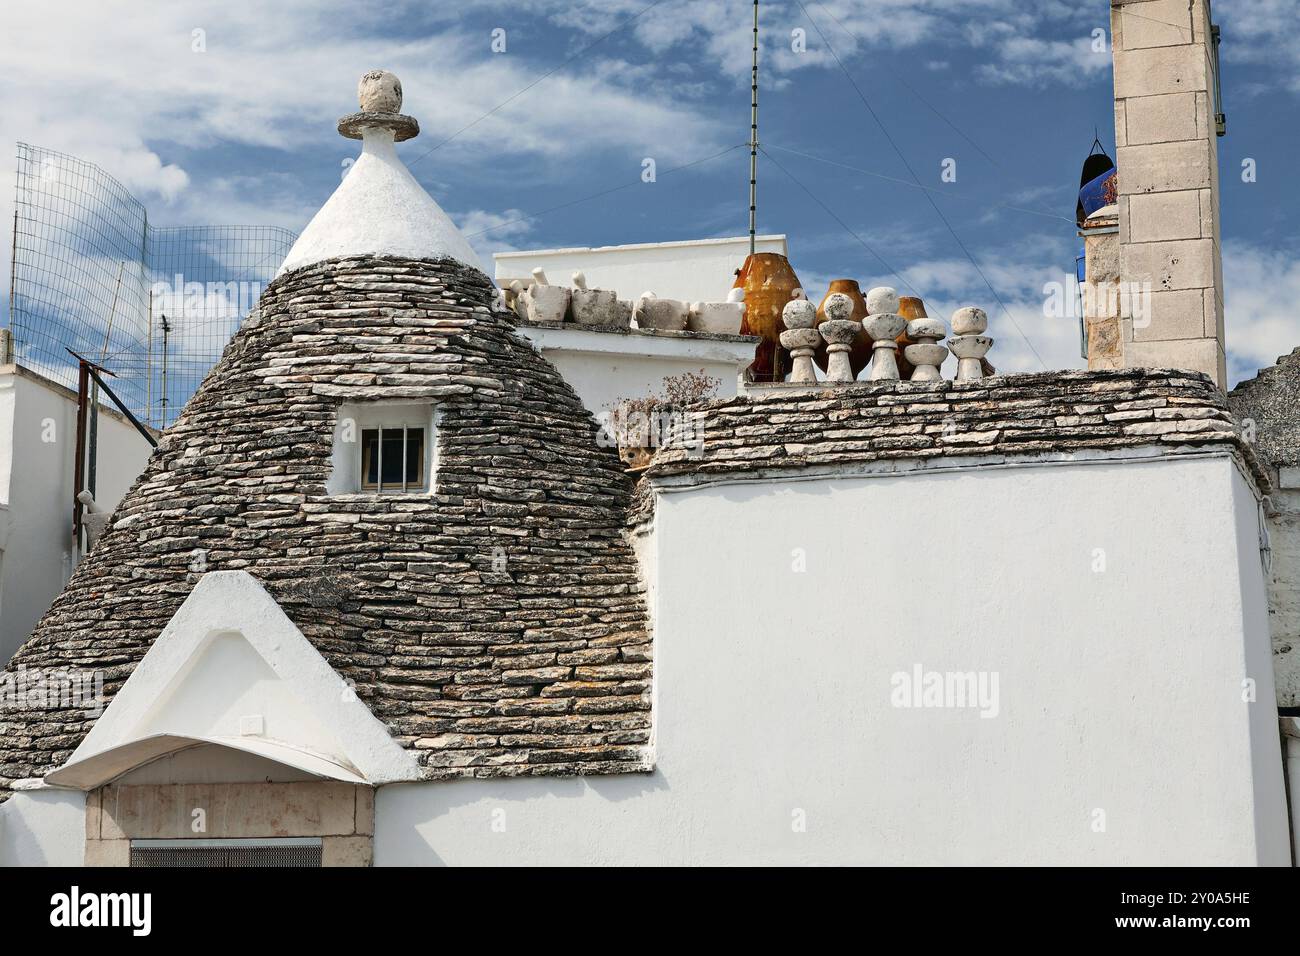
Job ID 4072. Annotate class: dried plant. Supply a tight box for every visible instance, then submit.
[603,370,720,468]
[661,369,720,407]
[1101,172,1118,206]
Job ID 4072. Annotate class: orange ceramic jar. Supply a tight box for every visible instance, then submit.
[734,253,802,383]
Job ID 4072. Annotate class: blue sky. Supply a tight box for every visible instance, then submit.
[3,0,1299,384]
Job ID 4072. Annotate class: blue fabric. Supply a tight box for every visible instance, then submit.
[1078,169,1116,219]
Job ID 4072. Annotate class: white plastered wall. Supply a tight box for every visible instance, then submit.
[0,368,153,664]
[495,235,787,305]
[517,326,755,416]
[374,449,1288,865]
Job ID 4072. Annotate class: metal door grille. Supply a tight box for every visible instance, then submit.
[130,838,323,868]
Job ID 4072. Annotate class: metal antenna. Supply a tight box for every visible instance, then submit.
[748,0,759,254]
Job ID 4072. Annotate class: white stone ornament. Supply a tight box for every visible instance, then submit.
[865,286,901,316]
[782,298,817,329]
[523,283,570,324]
[571,286,623,326]
[950,334,994,381]
[339,69,419,142]
[780,329,822,383]
[780,299,821,383]
[635,294,689,331]
[504,279,525,314]
[950,306,988,335]
[358,70,403,113]
[688,301,745,335]
[76,490,110,550]
[822,291,854,323]
[949,306,993,381]
[863,312,908,381]
[903,316,949,382]
[820,293,859,383]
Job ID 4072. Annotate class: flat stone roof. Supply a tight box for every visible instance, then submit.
[644,367,1267,489]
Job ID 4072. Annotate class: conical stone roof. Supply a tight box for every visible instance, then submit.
[0,74,651,791]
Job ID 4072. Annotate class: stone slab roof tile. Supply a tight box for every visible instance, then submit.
[1228,346,1300,471]
[645,368,1266,489]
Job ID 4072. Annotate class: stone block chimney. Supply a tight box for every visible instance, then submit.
[1093,0,1226,388]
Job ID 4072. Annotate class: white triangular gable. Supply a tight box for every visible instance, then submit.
[47,571,418,788]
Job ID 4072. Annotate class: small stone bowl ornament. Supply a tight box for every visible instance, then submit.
[779,299,821,383]
[819,292,861,383]
[688,300,745,335]
[903,316,949,381]
[521,268,570,323]
[569,270,626,327]
[634,292,689,331]
[948,306,993,382]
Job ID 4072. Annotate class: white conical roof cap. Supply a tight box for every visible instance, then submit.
[279,70,483,276]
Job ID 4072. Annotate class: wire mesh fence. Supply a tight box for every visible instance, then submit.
[8,143,297,429]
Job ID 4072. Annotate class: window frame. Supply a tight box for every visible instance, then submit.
[359,425,427,493]
[328,402,438,497]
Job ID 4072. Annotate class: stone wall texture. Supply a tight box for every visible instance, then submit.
[0,255,653,796]
[1231,348,1300,706]
[1111,0,1227,387]
[648,368,1264,487]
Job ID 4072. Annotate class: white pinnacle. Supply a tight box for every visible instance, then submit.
[278,70,484,276]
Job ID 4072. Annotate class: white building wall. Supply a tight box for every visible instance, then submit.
[517,326,756,415]
[0,367,154,664]
[495,235,787,305]
[0,790,86,866]
[374,451,1288,865]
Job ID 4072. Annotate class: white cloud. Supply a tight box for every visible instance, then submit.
[976,34,1111,86]
[454,208,537,265]
[1223,239,1300,386]
[0,0,725,198]
[0,0,729,331]
[1216,0,1300,94]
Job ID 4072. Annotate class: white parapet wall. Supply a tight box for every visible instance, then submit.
[0,365,156,664]
[515,322,758,415]
[372,448,1288,865]
[495,235,788,306]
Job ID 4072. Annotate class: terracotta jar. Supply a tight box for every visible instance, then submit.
[814,280,870,376]
[734,253,802,383]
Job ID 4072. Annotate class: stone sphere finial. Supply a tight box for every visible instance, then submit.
[822,292,855,323]
[359,70,403,113]
[782,298,817,330]
[865,286,900,315]
[339,70,420,142]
